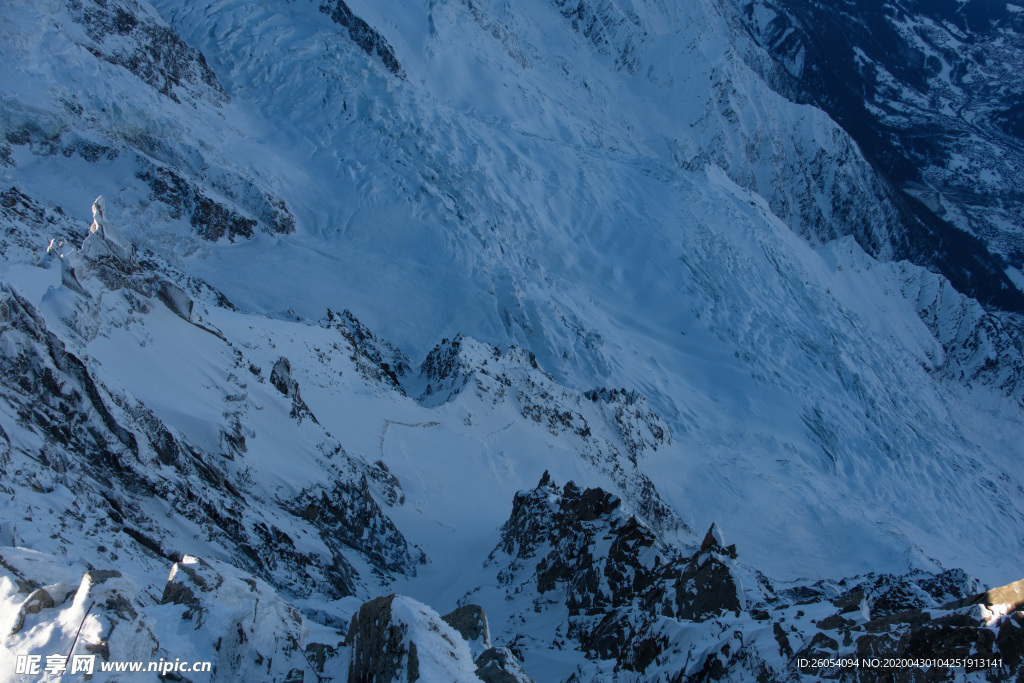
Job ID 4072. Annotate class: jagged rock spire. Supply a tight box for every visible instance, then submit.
[89,195,106,238]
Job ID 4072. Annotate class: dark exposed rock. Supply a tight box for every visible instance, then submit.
[69,0,226,104]
[191,195,257,241]
[997,613,1024,671]
[0,284,139,470]
[328,308,412,392]
[60,135,118,163]
[816,613,855,631]
[488,483,1020,681]
[475,646,534,683]
[0,282,369,604]
[287,476,424,580]
[318,0,403,75]
[270,357,318,424]
[826,569,979,622]
[584,387,670,462]
[917,569,981,606]
[671,524,744,622]
[160,558,210,620]
[866,609,932,634]
[550,0,646,73]
[347,595,482,683]
[0,186,84,262]
[137,163,295,242]
[442,604,491,650]
[493,475,748,672]
[799,630,837,659]
[419,334,471,401]
[22,587,55,616]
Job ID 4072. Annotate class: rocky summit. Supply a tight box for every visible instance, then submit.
[1,0,1023,681]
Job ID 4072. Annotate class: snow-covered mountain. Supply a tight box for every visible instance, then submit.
[731,0,1024,309]
[1,0,1023,680]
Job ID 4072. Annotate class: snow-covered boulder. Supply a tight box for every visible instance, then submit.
[474,647,534,683]
[346,594,484,682]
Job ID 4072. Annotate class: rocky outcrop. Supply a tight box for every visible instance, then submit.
[328,308,412,392]
[443,604,492,656]
[1,549,346,683]
[0,186,85,263]
[136,162,297,241]
[438,607,535,682]
[157,279,193,321]
[584,387,670,463]
[474,647,534,683]
[318,0,402,75]
[346,595,491,682]
[670,523,744,622]
[66,0,226,105]
[791,573,1024,682]
[159,555,311,682]
[287,476,425,579]
[418,335,681,535]
[136,163,291,242]
[488,476,1024,681]
[491,475,737,670]
[270,356,318,423]
[0,255,421,606]
[346,595,412,683]
[0,283,140,476]
[549,0,646,74]
[345,596,533,683]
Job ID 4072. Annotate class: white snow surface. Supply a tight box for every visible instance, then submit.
[1,0,1023,680]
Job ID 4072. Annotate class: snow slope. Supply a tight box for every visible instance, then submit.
[1,0,1023,680]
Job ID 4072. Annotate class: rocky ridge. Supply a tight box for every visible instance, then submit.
[476,473,1024,682]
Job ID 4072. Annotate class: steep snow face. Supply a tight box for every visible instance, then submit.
[731,0,1024,309]
[2,0,1023,582]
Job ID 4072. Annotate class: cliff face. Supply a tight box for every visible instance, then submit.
[730,0,1024,310]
